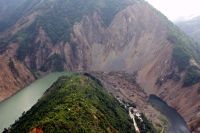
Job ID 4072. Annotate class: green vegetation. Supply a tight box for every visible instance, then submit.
[167,27,199,69]
[146,0,200,87]
[37,14,70,44]
[40,54,65,72]
[154,116,168,133]
[38,0,96,43]
[0,0,39,32]
[135,113,158,133]
[99,0,131,27]
[36,0,131,43]
[166,18,200,86]
[0,4,25,32]
[183,66,200,87]
[0,39,10,54]
[172,47,190,71]
[10,74,135,133]
[16,22,37,61]
[13,0,132,65]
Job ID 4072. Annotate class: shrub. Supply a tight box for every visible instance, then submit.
[172,47,190,71]
[40,54,65,72]
[16,22,37,61]
[9,75,135,133]
[183,66,200,87]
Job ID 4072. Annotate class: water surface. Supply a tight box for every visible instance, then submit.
[0,72,70,132]
[0,74,191,133]
[149,95,191,133]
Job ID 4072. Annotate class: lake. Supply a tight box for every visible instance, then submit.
[149,95,191,133]
[0,72,71,132]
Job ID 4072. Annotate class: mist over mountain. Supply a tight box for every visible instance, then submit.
[0,0,200,132]
[176,16,200,43]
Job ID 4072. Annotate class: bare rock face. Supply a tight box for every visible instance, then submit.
[0,0,199,131]
[88,72,168,131]
[72,3,200,131]
[0,43,35,101]
[70,3,172,77]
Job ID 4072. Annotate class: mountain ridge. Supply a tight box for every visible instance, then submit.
[8,74,158,133]
[0,0,200,132]
[176,16,200,44]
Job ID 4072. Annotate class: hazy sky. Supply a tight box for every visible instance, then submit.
[146,0,200,21]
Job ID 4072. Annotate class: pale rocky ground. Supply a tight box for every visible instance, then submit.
[0,2,199,132]
[92,72,168,132]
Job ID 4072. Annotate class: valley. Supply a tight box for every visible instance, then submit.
[0,0,199,132]
[0,72,71,132]
[0,72,189,133]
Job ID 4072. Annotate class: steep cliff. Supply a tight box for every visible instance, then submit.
[0,0,200,131]
[0,43,34,101]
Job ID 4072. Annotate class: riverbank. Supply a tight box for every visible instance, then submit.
[0,72,71,132]
[0,72,190,133]
[149,95,191,133]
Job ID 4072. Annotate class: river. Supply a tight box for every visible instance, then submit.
[0,72,71,132]
[149,95,191,133]
[0,73,191,133]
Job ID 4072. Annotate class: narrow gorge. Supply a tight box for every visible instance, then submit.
[0,0,199,132]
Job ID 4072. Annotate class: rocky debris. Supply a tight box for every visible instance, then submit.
[0,0,199,131]
[91,72,168,132]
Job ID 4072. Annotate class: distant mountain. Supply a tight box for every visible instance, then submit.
[176,16,200,42]
[0,0,200,132]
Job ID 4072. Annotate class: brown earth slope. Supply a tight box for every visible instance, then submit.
[0,0,199,131]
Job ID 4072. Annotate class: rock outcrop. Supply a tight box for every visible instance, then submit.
[0,0,199,131]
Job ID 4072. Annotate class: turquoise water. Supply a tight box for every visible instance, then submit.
[0,72,70,132]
